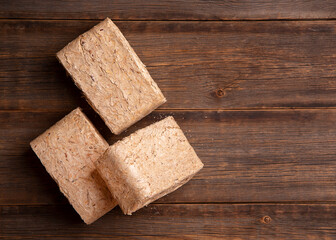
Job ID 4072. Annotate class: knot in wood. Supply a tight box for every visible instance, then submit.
[261,215,272,224]
[216,88,225,98]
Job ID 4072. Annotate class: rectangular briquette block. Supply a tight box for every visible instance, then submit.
[30,108,117,224]
[57,18,166,135]
[95,116,204,215]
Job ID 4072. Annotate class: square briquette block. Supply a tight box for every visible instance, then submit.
[30,108,117,224]
[95,116,203,215]
[57,18,166,135]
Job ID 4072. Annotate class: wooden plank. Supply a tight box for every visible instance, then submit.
[1,204,336,239]
[1,1,336,20]
[2,20,336,111]
[2,109,336,204]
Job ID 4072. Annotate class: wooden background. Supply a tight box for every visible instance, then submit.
[1,1,336,239]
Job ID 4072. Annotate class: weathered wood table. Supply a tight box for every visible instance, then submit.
[1,1,336,239]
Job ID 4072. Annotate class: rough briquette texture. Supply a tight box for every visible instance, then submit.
[30,108,117,224]
[95,116,204,215]
[56,18,166,135]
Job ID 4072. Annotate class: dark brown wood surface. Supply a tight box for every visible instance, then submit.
[2,204,336,239]
[2,109,336,205]
[2,20,336,111]
[1,0,336,20]
[1,1,336,239]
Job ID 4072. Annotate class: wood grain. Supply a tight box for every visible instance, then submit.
[1,204,336,239]
[1,0,336,20]
[1,20,336,111]
[2,109,336,204]
[2,2,336,238]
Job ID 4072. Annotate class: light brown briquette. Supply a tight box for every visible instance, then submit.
[30,108,117,224]
[95,116,204,215]
[56,18,166,135]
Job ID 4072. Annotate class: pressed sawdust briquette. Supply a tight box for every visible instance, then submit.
[95,116,203,215]
[57,18,166,135]
[30,108,117,224]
